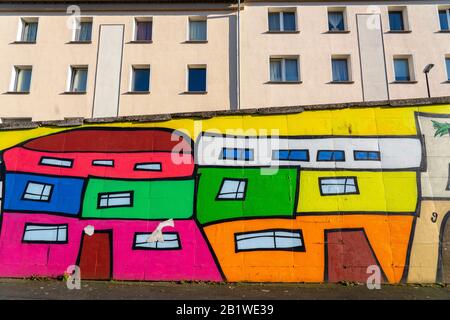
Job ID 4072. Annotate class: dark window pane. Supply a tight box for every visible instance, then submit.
[328,12,344,31]
[283,12,296,31]
[285,59,299,81]
[136,21,152,41]
[394,59,410,81]
[332,59,349,81]
[77,22,92,41]
[188,68,206,92]
[23,22,38,42]
[268,12,281,31]
[439,10,449,31]
[446,58,450,81]
[133,69,150,91]
[389,11,405,31]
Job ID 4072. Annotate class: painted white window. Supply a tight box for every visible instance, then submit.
[12,66,32,92]
[69,66,88,92]
[19,18,38,42]
[235,230,304,252]
[92,159,114,166]
[217,179,246,200]
[23,182,53,201]
[134,162,161,171]
[98,192,133,208]
[270,57,299,82]
[189,17,207,41]
[40,156,73,168]
[319,177,358,195]
[23,224,67,243]
[268,10,296,32]
[134,233,181,249]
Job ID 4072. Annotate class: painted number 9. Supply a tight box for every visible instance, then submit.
[431,212,438,223]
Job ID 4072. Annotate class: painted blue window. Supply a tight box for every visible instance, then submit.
[354,151,381,161]
[188,67,206,92]
[273,149,309,161]
[220,148,254,161]
[328,11,345,31]
[317,150,345,161]
[389,11,405,31]
[394,58,410,81]
[439,10,449,31]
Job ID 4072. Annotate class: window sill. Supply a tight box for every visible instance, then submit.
[265,30,300,34]
[183,40,208,43]
[11,41,36,44]
[391,80,418,84]
[4,91,30,94]
[67,41,92,44]
[128,40,153,44]
[182,91,207,95]
[386,30,412,34]
[124,91,150,95]
[325,30,350,34]
[328,81,354,84]
[443,80,450,83]
[266,81,302,84]
[62,91,87,95]
[436,30,450,33]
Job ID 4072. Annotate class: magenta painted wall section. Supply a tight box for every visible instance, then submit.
[3,147,194,179]
[0,213,222,281]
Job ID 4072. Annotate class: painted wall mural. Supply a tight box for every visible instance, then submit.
[0,105,450,283]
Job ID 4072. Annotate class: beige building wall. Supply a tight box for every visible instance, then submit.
[0,1,449,120]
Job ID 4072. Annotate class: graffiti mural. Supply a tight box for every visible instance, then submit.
[0,105,449,283]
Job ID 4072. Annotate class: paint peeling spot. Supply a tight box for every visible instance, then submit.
[84,225,95,236]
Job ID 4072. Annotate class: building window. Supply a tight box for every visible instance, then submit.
[74,20,92,41]
[134,18,152,41]
[270,57,299,82]
[235,229,305,252]
[319,177,359,195]
[92,160,114,167]
[12,66,32,92]
[134,162,162,171]
[189,17,207,41]
[331,58,350,82]
[187,66,207,92]
[131,66,150,92]
[19,18,38,42]
[272,149,309,161]
[268,10,296,32]
[439,9,450,31]
[69,66,88,92]
[353,150,381,161]
[446,57,450,81]
[216,179,247,200]
[22,181,53,202]
[394,57,412,81]
[22,224,67,243]
[220,148,254,161]
[317,150,345,161]
[98,191,133,208]
[328,9,345,31]
[39,156,73,168]
[388,10,405,31]
[133,232,181,250]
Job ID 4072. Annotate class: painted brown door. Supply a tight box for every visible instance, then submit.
[442,217,450,283]
[325,229,384,283]
[78,231,112,280]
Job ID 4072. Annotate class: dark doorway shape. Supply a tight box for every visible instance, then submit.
[324,228,385,283]
[439,214,450,283]
[77,230,112,280]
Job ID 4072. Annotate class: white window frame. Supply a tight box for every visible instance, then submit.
[319,177,359,195]
[72,17,93,42]
[17,17,38,42]
[235,229,304,252]
[22,181,53,202]
[269,56,300,82]
[10,66,32,92]
[331,55,352,82]
[393,55,415,82]
[327,7,347,32]
[133,232,181,250]
[22,224,68,243]
[387,6,410,31]
[446,56,450,81]
[188,16,207,41]
[133,17,153,42]
[187,64,207,92]
[98,191,133,208]
[67,65,88,93]
[130,65,151,92]
[267,8,297,32]
[439,8,450,31]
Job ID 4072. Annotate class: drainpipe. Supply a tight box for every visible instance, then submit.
[236,0,241,110]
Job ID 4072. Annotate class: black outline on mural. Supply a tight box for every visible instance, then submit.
[234,228,306,253]
[214,178,248,201]
[39,156,74,168]
[20,180,55,203]
[96,190,134,209]
[318,176,360,196]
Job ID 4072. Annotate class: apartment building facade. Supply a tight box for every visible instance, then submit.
[0,0,449,121]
